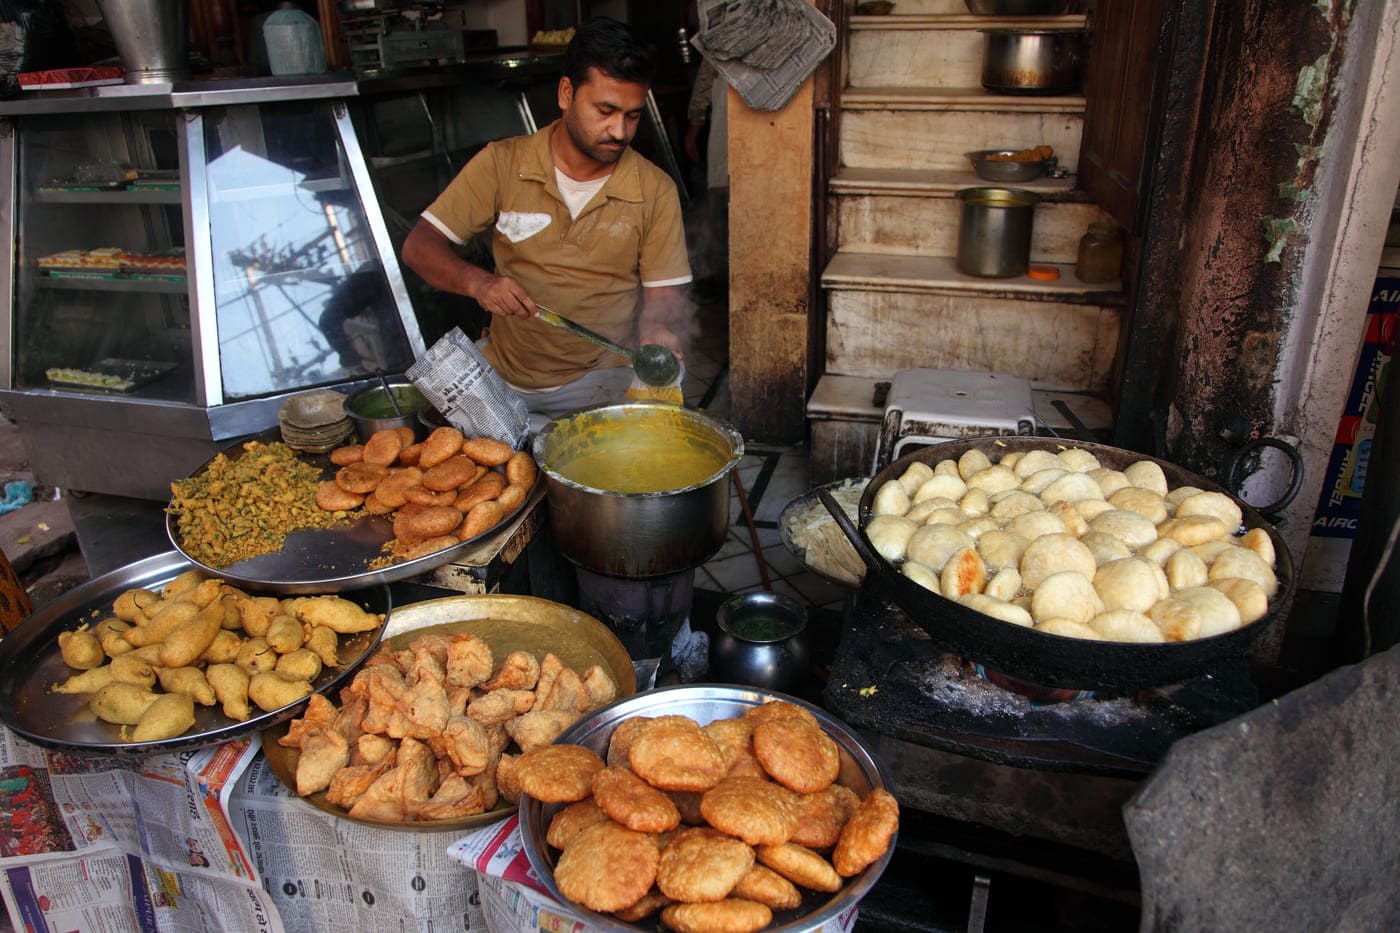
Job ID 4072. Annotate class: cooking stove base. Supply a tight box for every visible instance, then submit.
[825,590,1263,858]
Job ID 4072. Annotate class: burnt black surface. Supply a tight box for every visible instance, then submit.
[825,590,1259,777]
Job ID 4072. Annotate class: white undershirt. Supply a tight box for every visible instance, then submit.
[554,169,608,219]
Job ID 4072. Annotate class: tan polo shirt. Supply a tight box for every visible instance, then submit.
[422,121,692,389]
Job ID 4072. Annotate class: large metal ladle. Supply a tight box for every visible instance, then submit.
[535,305,680,388]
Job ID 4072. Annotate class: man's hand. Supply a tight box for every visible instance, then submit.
[474,274,536,318]
[639,320,684,360]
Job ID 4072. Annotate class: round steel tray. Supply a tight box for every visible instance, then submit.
[0,550,389,756]
[262,594,636,831]
[165,430,539,595]
[519,685,896,933]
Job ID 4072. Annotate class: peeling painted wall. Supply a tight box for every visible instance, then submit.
[1165,1,1347,476]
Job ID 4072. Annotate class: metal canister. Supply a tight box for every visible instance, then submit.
[956,186,1040,278]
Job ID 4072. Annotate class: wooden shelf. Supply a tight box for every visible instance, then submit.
[821,251,1124,304]
[33,188,182,205]
[37,275,187,295]
[849,13,1088,31]
[831,167,1085,200]
[842,86,1086,113]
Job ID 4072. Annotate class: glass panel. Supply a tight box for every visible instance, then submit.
[203,101,415,400]
[13,111,194,402]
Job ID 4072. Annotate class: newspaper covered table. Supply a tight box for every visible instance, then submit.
[0,727,486,933]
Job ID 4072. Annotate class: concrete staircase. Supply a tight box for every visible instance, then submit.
[808,0,1120,480]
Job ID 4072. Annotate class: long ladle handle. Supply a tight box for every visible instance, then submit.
[817,488,882,573]
[535,305,636,365]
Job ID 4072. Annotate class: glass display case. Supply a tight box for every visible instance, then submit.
[0,78,426,499]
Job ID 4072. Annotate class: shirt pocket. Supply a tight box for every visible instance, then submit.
[495,211,552,243]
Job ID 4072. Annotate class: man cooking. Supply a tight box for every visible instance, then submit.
[401,17,693,424]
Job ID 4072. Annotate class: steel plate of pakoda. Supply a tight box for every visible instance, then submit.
[0,550,389,756]
[261,594,635,831]
[164,428,542,596]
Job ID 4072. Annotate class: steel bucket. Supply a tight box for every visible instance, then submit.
[532,402,744,578]
[956,186,1040,277]
[96,0,190,84]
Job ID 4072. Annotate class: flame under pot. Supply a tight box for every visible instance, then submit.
[532,403,745,578]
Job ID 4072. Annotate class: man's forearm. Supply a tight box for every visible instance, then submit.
[402,221,491,300]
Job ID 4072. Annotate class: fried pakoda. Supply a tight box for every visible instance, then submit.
[789,782,862,850]
[555,821,660,913]
[752,718,840,794]
[517,744,605,803]
[445,633,493,690]
[732,864,802,910]
[482,649,541,691]
[700,776,799,847]
[612,887,671,922]
[504,709,579,753]
[581,664,617,708]
[656,827,755,903]
[592,766,681,834]
[280,629,618,823]
[660,899,773,933]
[754,843,842,893]
[833,787,900,877]
[607,716,653,768]
[743,699,820,728]
[628,716,726,792]
[547,798,612,850]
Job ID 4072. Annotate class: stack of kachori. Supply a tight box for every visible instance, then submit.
[522,700,899,932]
[317,426,538,563]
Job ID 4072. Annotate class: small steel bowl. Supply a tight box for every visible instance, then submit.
[966,148,1050,182]
[520,685,896,933]
[345,381,427,442]
[711,591,811,692]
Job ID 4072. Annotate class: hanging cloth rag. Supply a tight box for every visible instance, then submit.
[692,0,836,112]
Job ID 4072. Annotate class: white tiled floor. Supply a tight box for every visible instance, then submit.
[675,298,851,617]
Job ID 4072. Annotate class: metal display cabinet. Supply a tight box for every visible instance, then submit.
[0,77,426,500]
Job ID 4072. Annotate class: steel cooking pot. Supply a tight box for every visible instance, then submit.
[982,29,1087,95]
[532,402,744,578]
[820,437,1295,690]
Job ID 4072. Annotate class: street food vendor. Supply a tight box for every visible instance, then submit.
[401,17,693,422]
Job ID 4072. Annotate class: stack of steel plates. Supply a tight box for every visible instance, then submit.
[278,389,353,453]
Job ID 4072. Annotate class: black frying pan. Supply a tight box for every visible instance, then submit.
[820,437,1295,691]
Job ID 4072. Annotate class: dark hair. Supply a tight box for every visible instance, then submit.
[563,17,655,89]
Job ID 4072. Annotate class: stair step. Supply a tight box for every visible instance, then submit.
[849,16,1088,87]
[843,86,1086,112]
[841,109,1083,170]
[831,167,1083,199]
[850,13,1088,30]
[835,193,1106,262]
[823,282,1122,393]
[821,251,1123,303]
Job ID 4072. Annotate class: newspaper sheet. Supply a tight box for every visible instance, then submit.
[0,726,488,933]
[227,751,486,933]
[408,327,530,449]
[0,728,277,933]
